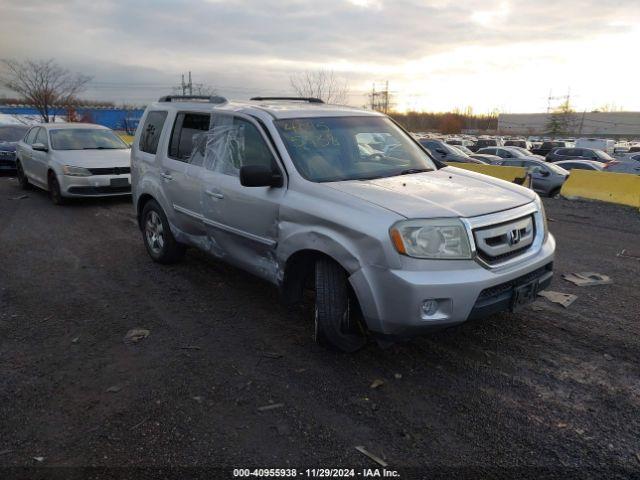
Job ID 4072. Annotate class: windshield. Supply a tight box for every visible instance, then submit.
[448,145,470,157]
[546,162,569,175]
[0,126,29,142]
[275,116,437,182]
[512,146,532,155]
[50,128,129,151]
[595,150,614,161]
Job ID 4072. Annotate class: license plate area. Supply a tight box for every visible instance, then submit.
[510,279,539,312]
[110,178,130,187]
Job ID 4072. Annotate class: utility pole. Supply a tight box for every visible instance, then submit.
[179,72,193,96]
[368,81,392,113]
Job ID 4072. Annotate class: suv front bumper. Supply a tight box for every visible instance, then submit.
[349,234,555,337]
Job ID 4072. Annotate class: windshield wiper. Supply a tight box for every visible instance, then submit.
[398,168,432,175]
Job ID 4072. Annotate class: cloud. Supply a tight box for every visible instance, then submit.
[1,0,639,110]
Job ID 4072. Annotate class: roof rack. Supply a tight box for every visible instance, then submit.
[158,95,228,104]
[250,96,324,104]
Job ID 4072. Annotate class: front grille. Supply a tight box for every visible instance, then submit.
[478,263,553,300]
[67,186,131,195]
[473,214,535,265]
[0,159,16,167]
[88,167,130,175]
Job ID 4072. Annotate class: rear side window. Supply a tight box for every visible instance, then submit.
[139,111,167,154]
[169,113,210,162]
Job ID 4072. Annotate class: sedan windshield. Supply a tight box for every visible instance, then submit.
[0,126,29,142]
[595,150,614,161]
[50,128,129,151]
[275,116,437,182]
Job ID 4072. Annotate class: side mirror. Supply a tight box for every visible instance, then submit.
[32,143,48,152]
[239,165,283,188]
[540,170,550,177]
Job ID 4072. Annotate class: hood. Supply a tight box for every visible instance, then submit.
[325,167,535,219]
[51,148,131,168]
[0,142,17,152]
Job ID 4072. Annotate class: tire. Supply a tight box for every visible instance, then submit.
[16,161,30,190]
[48,172,65,205]
[141,199,186,264]
[549,188,561,199]
[314,257,366,353]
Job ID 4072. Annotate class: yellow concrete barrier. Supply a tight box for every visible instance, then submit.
[445,163,527,183]
[560,170,640,208]
[117,133,135,144]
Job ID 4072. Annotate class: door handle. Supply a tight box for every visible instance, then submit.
[160,172,173,181]
[206,189,224,199]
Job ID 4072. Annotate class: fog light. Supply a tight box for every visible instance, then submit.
[421,299,439,316]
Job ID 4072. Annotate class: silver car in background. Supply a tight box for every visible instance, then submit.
[493,157,569,197]
[131,96,555,352]
[15,123,131,204]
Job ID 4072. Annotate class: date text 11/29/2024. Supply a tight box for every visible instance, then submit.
[233,468,401,478]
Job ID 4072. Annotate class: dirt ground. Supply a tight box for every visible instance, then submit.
[1,173,639,479]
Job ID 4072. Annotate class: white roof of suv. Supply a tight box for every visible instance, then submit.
[146,97,382,120]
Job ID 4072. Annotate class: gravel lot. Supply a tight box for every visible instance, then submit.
[1,174,639,479]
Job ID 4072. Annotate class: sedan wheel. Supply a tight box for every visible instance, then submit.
[16,162,30,190]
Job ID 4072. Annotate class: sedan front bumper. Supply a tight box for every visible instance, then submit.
[59,174,131,197]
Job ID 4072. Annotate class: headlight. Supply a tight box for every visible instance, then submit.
[62,165,92,176]
[534,195,549,241]
[390,218,472,259]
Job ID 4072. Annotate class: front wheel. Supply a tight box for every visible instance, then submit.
[48,172,65,205]
[16,161,30,190]
[314,257,367,353]
[141,199,186,264]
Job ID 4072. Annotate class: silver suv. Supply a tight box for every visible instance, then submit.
[131,96,555,352]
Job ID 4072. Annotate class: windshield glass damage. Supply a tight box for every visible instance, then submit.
[274,116,437,182]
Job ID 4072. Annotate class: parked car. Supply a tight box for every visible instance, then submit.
[0,124,29,171]
[575,138,615,155]
[554,160,604,171]
[604,153,640,175]
[15,123,131,204]
[445,137,474,148]
[504,139,533,150]
[418,139,483,163]
[531,141,570,157]
[131,95,555,352]
[469,137,502,152]
[494,157,569,197]
[545,147,615,164]
[469,153,501,164]
[476,146,541,162]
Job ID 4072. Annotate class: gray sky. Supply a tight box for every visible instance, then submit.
[1,0,639,112]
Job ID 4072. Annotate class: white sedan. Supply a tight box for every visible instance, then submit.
[16,123,131,204]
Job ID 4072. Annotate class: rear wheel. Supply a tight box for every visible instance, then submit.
[141,199,185,264]
[48,172,65,205]
[16,161,30,190]
[549,188,561,199]
[314,257,366,353]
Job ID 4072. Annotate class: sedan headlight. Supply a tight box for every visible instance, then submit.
[390,218,472,259]
[62,165,92,176]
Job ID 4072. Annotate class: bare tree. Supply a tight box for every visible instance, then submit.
[0,59,92,123]
[289,70,349,104]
